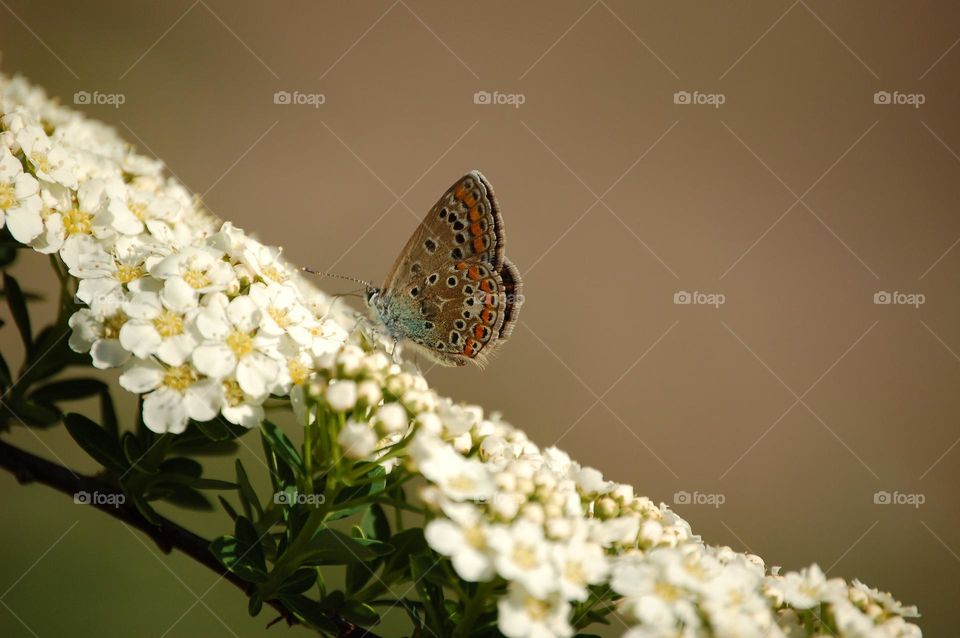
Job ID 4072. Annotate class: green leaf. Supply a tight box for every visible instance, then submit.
[0,243,17,270]
[260,420,302,481]
[158,457,202,477]
[279,568,317,595]
[410,553,447,634]
[235,459,263,520]
[339,599,379,626]
[218,495,239,522]
[209,533,268,584]
[64,413,127,473]
[9,398,60,427]
[99,388,118,438]
[361,503,391,542]
[3,273,30,350]
[160,485,213,511]
[0,350,12,388]
[30,378,108,403]
[196,418,248,442]
[247,594,263,617]
[275,594,338,633]
[301,527,394,566]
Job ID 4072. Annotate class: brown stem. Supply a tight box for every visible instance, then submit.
[0,438,380,637]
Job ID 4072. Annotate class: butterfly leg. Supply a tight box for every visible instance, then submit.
[390,337,402,363]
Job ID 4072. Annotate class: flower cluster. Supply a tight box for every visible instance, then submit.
[0,72,922,638]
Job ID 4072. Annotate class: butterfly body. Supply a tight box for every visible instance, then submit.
[368,170,523,367]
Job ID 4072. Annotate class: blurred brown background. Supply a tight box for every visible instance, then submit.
[2,1,959,636]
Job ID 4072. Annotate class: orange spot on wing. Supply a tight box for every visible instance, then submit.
[469,207,481,221]
[464,191,477,206]
[480,279,495,293]
[463,337,478,357]
[473,236,485,253]
[474,324,486,339]
[454,184,466,200]
[456,261,468,270]
[470,222,482,236]
[468,265,482,281]
[481,308,494,324]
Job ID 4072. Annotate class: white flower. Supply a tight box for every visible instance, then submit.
[67,306,131,369]
[410,433,495,502]
[191,293,280,398]
[337,419,378,459]
[119,359,220,433]
[118,290,199,365]
[326,380,358,412]
[0,146,43,242]
[488,521,556,599]
[497,583,572,638]
[424,504,495,582]
[219,378,265,428]
[16,124,77,188]
[764,564,845,610]
[150,246,236,311]
[550,536,609,602]
[375,402,408,434]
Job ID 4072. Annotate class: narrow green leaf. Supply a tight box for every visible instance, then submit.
[218,495,239,522]
[276,594,338,633]
[235,459,263,519]
[209,534,268,583]
[64,413,127,473]
[3,273,30,349]
[301,527,393,566]
[279,568,318,595]
[260,420,302,480]
[31,378,108,403]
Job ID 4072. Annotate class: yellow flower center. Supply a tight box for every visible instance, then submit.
[654,582,682,602]
[29,150,52,174]
[564,562,585,586]
[182,268,211,289]
[226,330,253,357]
[163,365,196,392]
[464,527,486,551]
[63,208,93,236]
[101,312,127,340]
[288,358,310,386]
[268,306,290,328]
[523,596,551,621]
[0,183,16,209]
[512,544,538,570]
[115,263,145,284]
[152,309,183,337]
[260,264,287,283]
[223,379,245,407]
[128,201,148,221]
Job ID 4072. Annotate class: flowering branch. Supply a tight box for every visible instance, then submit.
[0,438,379,637]
[0,72,922,638]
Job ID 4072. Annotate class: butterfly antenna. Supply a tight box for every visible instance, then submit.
[300,266,373,290]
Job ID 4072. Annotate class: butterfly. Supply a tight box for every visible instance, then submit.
[366,170,523,367]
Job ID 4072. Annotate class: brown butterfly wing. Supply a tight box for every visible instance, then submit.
[379,171,523,366]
